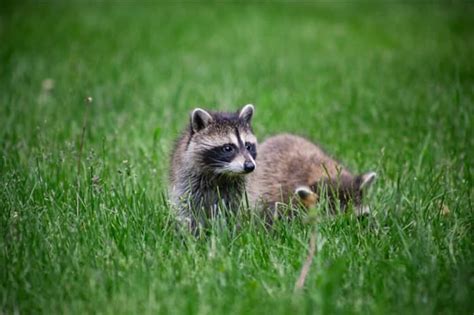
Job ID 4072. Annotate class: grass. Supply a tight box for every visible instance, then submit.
[1,2,473,314]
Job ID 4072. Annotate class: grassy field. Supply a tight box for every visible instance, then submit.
[1,2,473,314]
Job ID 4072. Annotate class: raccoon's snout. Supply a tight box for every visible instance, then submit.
[243,160,255,173]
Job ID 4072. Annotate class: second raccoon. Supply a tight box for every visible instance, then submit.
[247,134,376,217]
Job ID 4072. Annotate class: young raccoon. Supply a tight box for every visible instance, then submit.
[247,134,376,218]
[169,104,257,228]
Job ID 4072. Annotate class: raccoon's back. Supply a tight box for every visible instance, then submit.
[247,134,349,208]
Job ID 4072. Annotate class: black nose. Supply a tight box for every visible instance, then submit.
[243,161,255,173]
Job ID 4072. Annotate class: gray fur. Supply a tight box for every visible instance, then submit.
[169,105,257,228]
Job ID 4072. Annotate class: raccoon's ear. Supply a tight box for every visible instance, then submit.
[295,186,318,208]
[191,108,213,132]
[239,104,254,124]
[357,172,377,190]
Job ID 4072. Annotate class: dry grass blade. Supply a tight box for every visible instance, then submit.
[294,230,317,291]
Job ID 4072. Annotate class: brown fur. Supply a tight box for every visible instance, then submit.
[247,134,375,217]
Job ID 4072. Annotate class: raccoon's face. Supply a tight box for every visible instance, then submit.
[187,104,257,176]
[295,172,376,215]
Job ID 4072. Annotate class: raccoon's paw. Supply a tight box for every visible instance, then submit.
[176,214,206,237]
[355,205,371,217]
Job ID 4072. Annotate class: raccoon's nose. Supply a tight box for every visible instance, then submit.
[243,161,255,173]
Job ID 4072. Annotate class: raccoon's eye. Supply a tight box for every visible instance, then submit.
[222,144,234,153]
[245,142,255,152]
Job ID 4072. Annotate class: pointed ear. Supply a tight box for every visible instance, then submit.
[191,108,213,132]
[357,172,377,190]
[295,186,318,208]
[238,104,254,124]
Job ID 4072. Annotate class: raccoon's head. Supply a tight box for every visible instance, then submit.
[186,104,257,176]
[295,172,377,215]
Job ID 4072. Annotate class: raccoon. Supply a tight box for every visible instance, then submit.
[247,134,376,218]
[169,104,257,228]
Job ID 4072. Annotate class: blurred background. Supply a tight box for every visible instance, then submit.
[2,3,472,185]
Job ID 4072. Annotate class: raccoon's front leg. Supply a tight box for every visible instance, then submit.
[175,205,195,231]
[173,197,203,233]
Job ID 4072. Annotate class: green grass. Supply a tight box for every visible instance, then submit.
[1,2,473,314]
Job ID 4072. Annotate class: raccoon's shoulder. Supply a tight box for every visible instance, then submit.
[257,133,351,181]
[248,134,319,192]
[259,134,328,158]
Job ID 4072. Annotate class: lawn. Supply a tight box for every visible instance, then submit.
[1,2,473,314]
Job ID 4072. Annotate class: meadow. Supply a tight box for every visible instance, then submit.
[1,3,473,314]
